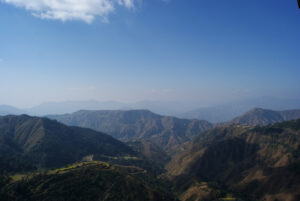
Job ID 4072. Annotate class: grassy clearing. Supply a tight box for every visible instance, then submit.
[54,161,110,173]
[11,174,28,182]
[100,155,140,160]
[219,196,237,201]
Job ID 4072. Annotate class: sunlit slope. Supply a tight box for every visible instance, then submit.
[167,119,300,201]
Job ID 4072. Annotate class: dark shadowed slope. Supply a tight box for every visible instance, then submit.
[230,108,300,126]
[0,161,176,201]
[48,110,213,152]
[127,140,171,169]
[167,119,300,201]
[0,115,135,173]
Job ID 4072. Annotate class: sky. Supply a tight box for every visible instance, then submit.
[0,0,300,108]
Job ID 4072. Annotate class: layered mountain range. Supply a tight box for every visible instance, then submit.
[0,108,300,201]
[48,110,213,152]
[179,97,300,122]
[2,97,300,122]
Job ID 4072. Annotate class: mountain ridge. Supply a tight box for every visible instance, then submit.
[48,109,213,152]
[230,108,300,126]
[0,114,136,173]
[0,105,25,116]
[179,97,300,123]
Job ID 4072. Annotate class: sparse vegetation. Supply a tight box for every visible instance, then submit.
[167,119,300,201]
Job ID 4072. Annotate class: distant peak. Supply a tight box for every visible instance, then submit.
[249,107,265,112]
[73,109,155,114]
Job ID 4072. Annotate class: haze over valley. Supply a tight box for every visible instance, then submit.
[0,1,300,201]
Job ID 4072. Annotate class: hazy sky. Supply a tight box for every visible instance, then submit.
[0,0,299,108]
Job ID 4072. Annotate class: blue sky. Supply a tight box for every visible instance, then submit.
[0,0,299,108]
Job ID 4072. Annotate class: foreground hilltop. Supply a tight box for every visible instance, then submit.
[48,110,213,152]
[167,119,300,201]
[0,161,176,201]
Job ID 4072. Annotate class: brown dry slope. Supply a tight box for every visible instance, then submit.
[167,119,300,201]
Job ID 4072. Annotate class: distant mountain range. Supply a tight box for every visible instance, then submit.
[48,110,213,153]
[1,97,300,122]
[179,97,300,122]
[230,108,300,126]
[167,119,300,201]
[0,100,191,116]
[0,105,25,116]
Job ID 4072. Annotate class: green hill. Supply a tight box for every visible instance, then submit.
[48,110,213,152]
